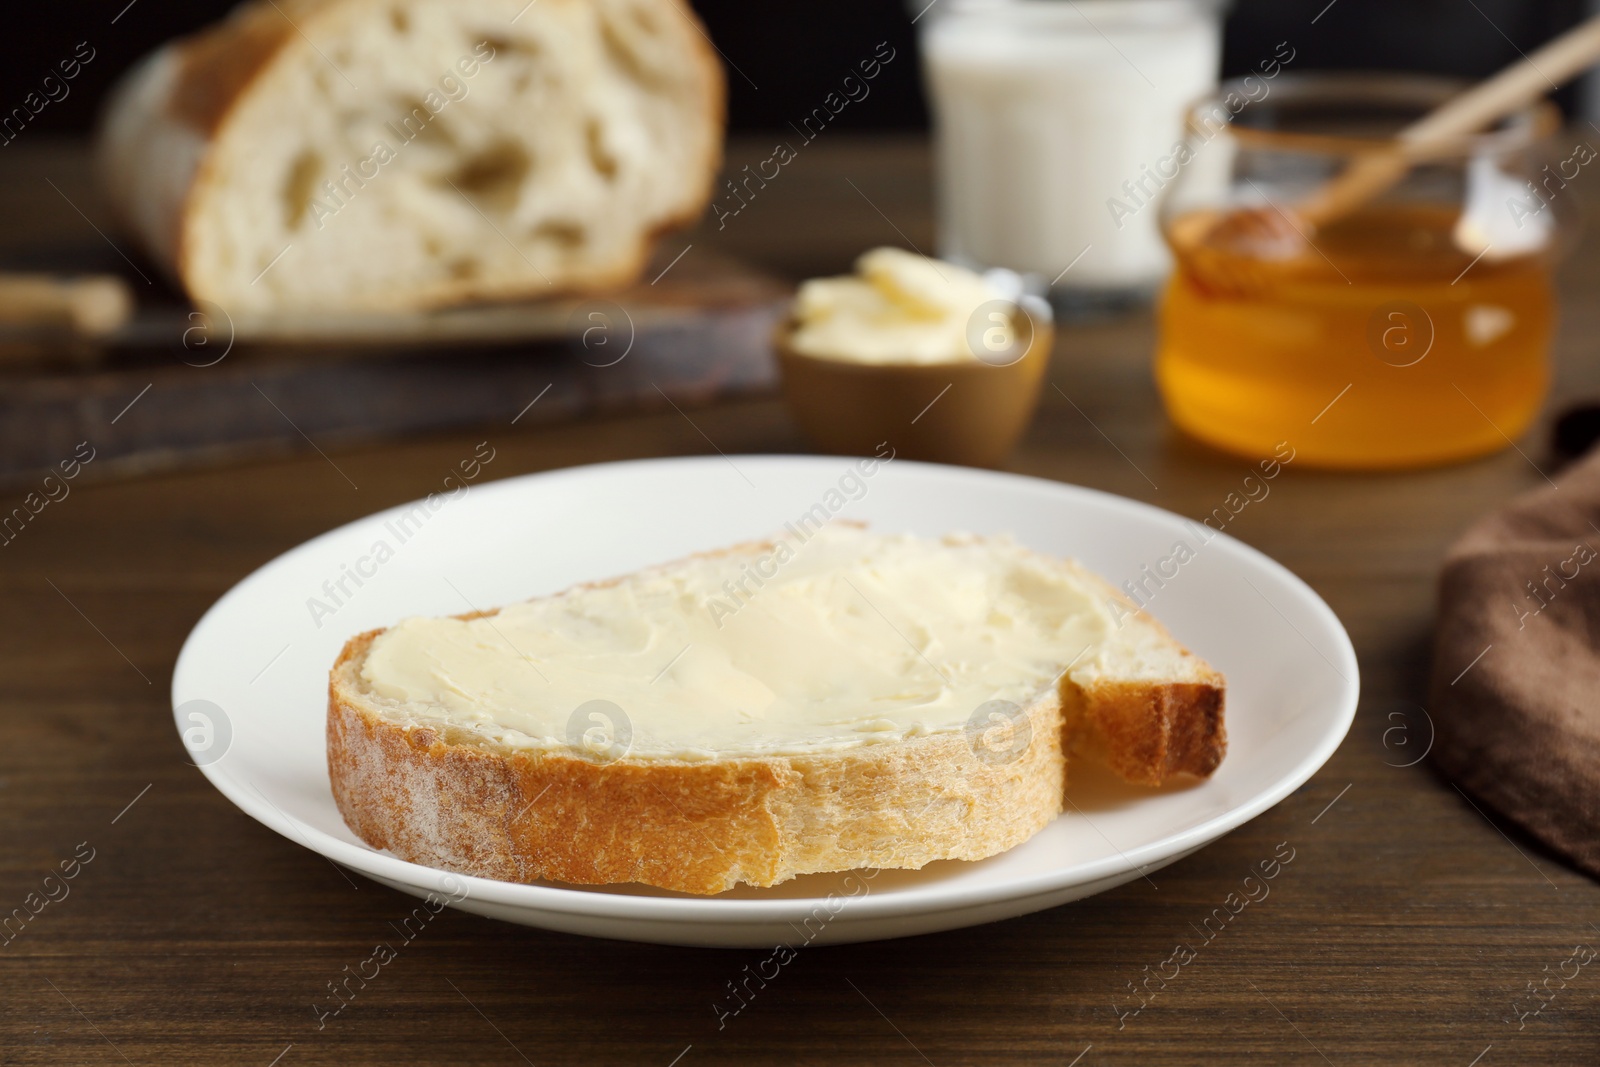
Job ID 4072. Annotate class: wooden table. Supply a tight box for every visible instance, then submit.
[4,134,1599,1066]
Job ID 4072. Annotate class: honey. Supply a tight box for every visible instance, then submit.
[1156,202,1553,468]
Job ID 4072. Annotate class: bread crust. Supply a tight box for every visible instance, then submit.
[1063,569,1228,785]
[169,0,302,137]
[1066,678,1226,786]
[97,0,724,311]
[330,631,1067,895]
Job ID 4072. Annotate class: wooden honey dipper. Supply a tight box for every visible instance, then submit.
[1189,14,1600,292]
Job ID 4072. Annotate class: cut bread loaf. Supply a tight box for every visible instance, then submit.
[328,526,1225,894]
[96,0,723,315]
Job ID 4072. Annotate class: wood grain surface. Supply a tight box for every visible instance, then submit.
[2,133,1599,1066]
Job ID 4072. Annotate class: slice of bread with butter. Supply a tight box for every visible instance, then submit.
[328,525,1225,894]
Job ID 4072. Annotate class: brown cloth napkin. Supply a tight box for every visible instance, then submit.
[1431,448,1600,879]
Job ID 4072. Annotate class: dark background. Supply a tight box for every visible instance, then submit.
[6,0,1590,136]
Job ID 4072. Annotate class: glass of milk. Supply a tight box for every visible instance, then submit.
[919,0,1224,311]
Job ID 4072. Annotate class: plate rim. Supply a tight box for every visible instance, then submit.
[173,454,1360,926]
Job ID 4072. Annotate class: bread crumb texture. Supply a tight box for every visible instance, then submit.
[98,0,724,312]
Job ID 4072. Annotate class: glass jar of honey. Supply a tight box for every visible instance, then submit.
[1155,74,1567,468]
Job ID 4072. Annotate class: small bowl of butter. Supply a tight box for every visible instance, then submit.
[775,247,1053,467]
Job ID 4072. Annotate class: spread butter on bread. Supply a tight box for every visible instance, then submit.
[328,526,1225,894]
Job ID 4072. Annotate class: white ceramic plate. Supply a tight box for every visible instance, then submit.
[172,455,1358,947]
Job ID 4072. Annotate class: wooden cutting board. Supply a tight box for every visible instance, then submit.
[0,243,788,489]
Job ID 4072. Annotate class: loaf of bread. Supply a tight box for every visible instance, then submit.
[96,0,724,314]
[328,526,1225,895]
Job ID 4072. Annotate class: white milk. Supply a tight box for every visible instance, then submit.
[922,0,1222,295]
